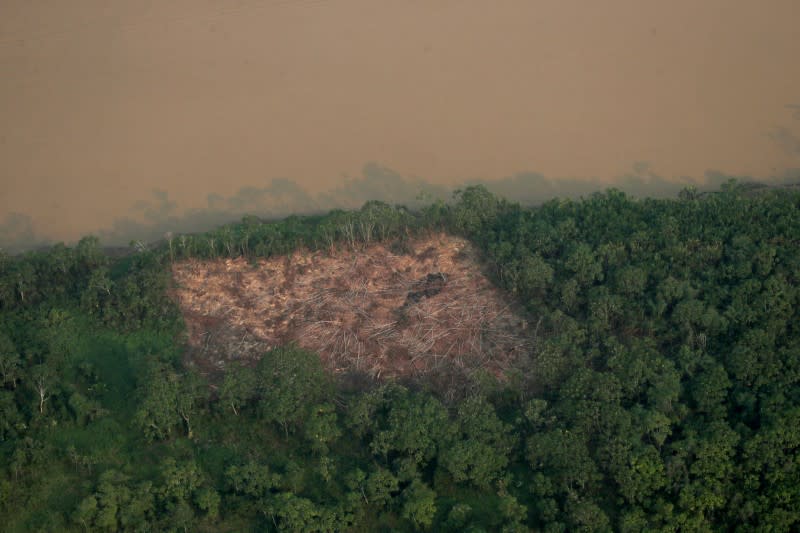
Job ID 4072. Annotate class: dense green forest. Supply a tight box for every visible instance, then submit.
[1,181,799,532]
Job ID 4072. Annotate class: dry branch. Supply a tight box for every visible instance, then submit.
[171,233,538,381]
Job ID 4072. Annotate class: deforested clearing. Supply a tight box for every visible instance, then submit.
[171,233,535,380]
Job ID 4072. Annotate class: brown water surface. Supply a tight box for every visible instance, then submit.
[2,0,799,243]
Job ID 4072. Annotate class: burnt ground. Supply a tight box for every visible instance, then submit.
[170,233,536,382]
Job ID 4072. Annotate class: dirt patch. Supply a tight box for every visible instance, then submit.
[171,233,535,380]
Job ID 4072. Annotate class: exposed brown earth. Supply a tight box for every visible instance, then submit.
[170,233,535,381]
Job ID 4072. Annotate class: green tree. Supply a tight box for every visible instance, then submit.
[81,266,113,314]
[269,493,345,532]
[133,361,207,441]
[175,369,207,439]
[527,429,601,495]
[565,243,603,287]
[226,461,281,499]
[401,480,437,529]
[304,402,342,454]
[73,470,155,532]
[450,185,505,238]
[504,252,554,299]
[365,467,400,509]
[218,362,256,415]
[0,332,21,388]
[371,392,452,467]
[256,345,328,438]
[440,395,514,488]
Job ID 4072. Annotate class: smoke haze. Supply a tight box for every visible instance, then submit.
[2,0,799,249]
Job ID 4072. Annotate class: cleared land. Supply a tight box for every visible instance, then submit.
[171,233,535,380]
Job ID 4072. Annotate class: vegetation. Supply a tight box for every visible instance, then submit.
[1,181,799,531]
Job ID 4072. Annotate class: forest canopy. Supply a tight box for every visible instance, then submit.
[1,181,799,531]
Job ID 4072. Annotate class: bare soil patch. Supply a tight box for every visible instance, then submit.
[171,233,535,380]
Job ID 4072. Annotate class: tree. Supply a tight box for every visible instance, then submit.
[159,458,203,502]
[73,493,99,531]
[154,457,221,527]
[269,493,345,532]
[360,467,399,510]
[344,468,369,508]
[194,487,220,520]
[401,480,437,529]
[614,265,648,297]
[370,392,451,467]
[440,395,514,488]
[30,363,55,414]
[11,260,36,303]
[135,363,179,441]
[450,185,505,238]
[226,461,281,499]
[689,362,731,418]
[504,252,554,299]
[527,429,601,495]
[0,390,23,440]
[304,402,342,454]
[565,243,603,287]
[218,362,256,415]
[175,369,207,439]
[256,345,328,438]
[134,361,206,441]
[497,478,528,531]
[73,470,155,532]
[81,266,113,314]
[445,503,473,530]
[565,499,611,533]
[611,444,667,504]
[75,235,107,274]
[0,332,21,388]
[68,391,108,426]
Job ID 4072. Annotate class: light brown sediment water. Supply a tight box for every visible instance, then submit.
[1,0,799,243]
